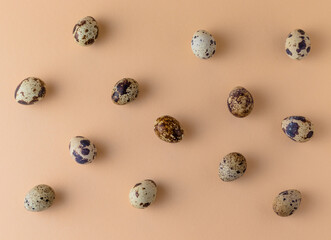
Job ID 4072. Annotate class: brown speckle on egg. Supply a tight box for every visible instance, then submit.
[129,180,157,209]
[273,189,302,217]
[111,78,139,105]
[154,115,184,143]
[73,16,99,46]
[227,86,254,118]
[15,77,46,105]
[219,152,247,182]
[24,184,55,212]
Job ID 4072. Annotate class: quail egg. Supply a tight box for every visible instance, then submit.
[129,179,157,209]
[219,152,247,182]
[273,189,302,217]
[282,116,314,142]
[15,77,46,105]
[111,78,139,105]
[24,184,55,212]
[191,30,216,59]
[227,86,254,118]
[154,115,184,143]
[69,136,97,164]
[73,16,99,46]
[285,29,311,60]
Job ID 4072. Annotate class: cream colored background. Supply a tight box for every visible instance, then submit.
[0,0,330,239]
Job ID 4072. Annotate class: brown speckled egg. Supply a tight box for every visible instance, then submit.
[69,136,97,164]
[154,115,184,143]
[273,189,302,217]
[111,78,139,105]
[281,116,314,142]
[191,30,216,59]
[73,16,99,46]
[219,152,247,182]
[285,29,311,60]
[15,77,46,105]
[227,86,254,118]
[129,179,157,209]
[24,184,55,212]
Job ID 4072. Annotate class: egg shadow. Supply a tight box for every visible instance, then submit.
[295,189,316,217]
[92,138,109,163]
[43,80,57,104]
[153,182,168,208]
[241,151,261,181]
[95,18,111,45]
[210,31,229,59]
[136,79,151,103]
[176,116,196,142]
[250,87,268,117]
[307,29,324,59]
[310,117,327,142]
[51,188,66,211]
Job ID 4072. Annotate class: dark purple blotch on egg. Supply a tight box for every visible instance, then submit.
[297,29,305,35]
[81,148,90,155]
[296,40,306,53]
[286,122,299,138]
[112,91,119,102]
[72,150,89,164]
[286,48,292,56]
[80,140,90,147]
[291,116,306,122]
[116,79,132,95]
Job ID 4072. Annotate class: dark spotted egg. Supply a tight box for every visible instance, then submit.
[15,77,46,105]
[111,78,139,105]
[73,16,99,46]
[285,29,311,60]
[154,115,184,143]
[219,152,247,182]
[69,136,97,164]
[24,184,55,212]
[191,30,216,59]
[227,86,254,118]
[281,116,314,142]
[129,179,157,209]
[273,189,302,217]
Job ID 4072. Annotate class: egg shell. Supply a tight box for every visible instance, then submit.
[15,77,46,105]
[191,30,216,59]
[111,78,139,105]
[154,115,184,143]
[281,116,314,142]
[219,152,247,182]
[285,29,311,60]
[273,189,302,217]
[69,136,97,164]
[24,184,55,212]
[227,86,254,118]
[73,16,99,46]
[129,179,157,209]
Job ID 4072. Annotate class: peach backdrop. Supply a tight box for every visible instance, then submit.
[0,0,330,239]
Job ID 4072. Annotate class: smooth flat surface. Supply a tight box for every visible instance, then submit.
[0,0,330,239]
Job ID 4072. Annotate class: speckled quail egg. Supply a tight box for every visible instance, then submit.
[273,189,302,217]
[24,184,55,212]
[111,78,139,105]
[73,16,99,46]
[154,115,184,143]
[282,116,314,142]
[285,29,311,60]
[14,77,46,105]
[69,136,97,164]
[191,30,216,59]
[227,86,254,118]
[129,179,157,209]
[219,152,247,182]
